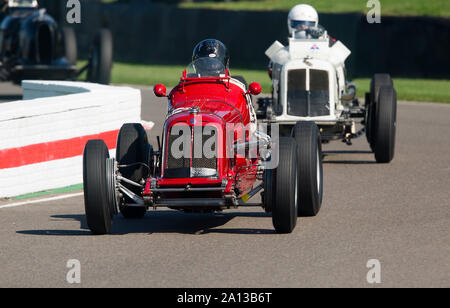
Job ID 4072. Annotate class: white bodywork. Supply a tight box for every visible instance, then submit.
[266,37,351,123]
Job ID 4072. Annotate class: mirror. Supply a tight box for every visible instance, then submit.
[154,84,167,97]
[248,82,262,96]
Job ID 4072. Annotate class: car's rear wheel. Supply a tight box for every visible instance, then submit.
[116,123,150,219]
[62,27,77,66]
[374,85,397,163]
[367,74,393,150]
[271,137,298,234]
[292,121,323,216]
[371,74,393,106]
[232,75,248,88]
[83,140,113,235]
[87,29,113,84]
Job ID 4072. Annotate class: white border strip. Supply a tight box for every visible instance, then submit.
[0,192,83,209]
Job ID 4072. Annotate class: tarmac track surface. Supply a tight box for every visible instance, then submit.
[0,82,449,287]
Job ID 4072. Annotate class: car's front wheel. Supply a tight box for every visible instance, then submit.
[83,140,114,235]
[292,121,323,217]
[271,137,298,234]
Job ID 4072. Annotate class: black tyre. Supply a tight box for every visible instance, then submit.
[62,27,77,66]
[87,29,113,84]
[292,121,323,216]
[370,74,393,105]
[116,123,149,219]
[374,86,397,163]
[271,137,298,234]
[232,75,248,88]
[262,168,274,213]
[83,140,113,235]
[256,97,272,119]
[367,74,393,149]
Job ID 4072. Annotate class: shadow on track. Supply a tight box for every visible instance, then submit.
[0,94,22,102]
[324,150,373,155]
[323,160,377,165]
[16,211,275,236]
[323,150,377,165]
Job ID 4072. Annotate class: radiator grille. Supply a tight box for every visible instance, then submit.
[166,127,190,170]
[192,127,217,170]
[287,69,330,117]
[165,125,218,178]
[309,69,330,117]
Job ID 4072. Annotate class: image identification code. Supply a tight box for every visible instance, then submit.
[177,292,272,305]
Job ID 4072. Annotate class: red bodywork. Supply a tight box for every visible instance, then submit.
[144,74,259,208]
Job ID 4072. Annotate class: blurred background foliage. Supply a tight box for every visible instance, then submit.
[99,0,450,17]
[49,0,450,101]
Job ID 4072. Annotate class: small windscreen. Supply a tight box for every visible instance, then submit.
[186,58,226,78]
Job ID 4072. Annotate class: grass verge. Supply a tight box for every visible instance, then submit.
[178,0,450,17]
[106,62,450,103]
[13,184,83,200]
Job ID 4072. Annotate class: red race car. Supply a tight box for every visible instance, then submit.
[82,56,323,235]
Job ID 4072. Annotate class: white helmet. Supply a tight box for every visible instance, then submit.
[288,4,319,36]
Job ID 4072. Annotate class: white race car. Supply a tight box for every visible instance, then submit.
[257,32,397,163]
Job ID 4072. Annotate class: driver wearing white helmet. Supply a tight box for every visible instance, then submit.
[287,4,336,44]
[267,4,337,80]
